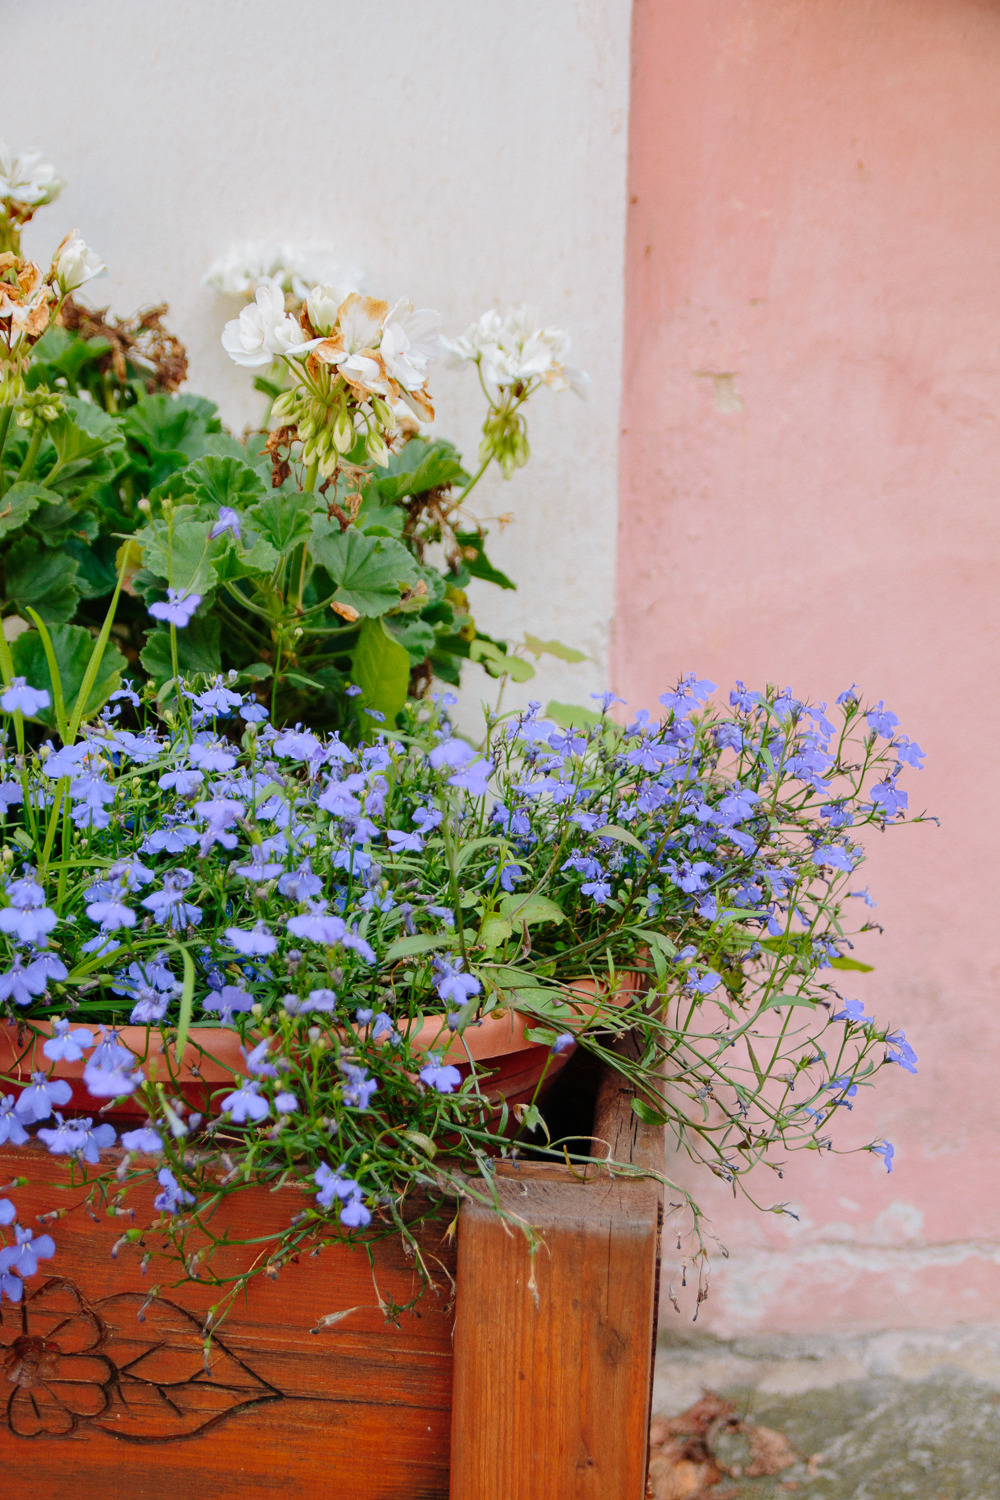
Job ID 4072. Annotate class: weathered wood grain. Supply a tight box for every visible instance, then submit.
[0,1141,456,1499]
[449,1032,664,1500]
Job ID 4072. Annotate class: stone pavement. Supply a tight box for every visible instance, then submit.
[651,1326,1000,1499]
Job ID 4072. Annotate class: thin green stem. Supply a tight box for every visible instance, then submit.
[0,405,13,497]
[15,427,42,482]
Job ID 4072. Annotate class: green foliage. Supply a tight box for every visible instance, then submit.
[0,481,48,540]
[2,331,578,733]
[351,617,412,736]
[140,616,223,688]
[4,539,81,623]
[10,622,126,727]
[545,700,601,729]
[454,531,516,590]
[524,633,587,663]
[312,525,417,618]
[376,437,470,501]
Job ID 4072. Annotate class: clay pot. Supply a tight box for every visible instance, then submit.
[0,973,640,1119]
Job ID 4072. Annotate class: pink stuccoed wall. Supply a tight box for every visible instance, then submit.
[617,0,1000,1334]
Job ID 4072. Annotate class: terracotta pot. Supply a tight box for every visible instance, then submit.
[0,973,640,1119]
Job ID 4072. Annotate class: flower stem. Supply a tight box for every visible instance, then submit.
[0,405,13,497]
[16,427,42,483]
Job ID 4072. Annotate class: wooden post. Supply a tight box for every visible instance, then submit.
[449,1040,664,1499]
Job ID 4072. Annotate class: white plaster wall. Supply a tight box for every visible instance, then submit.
[4,0,631,725]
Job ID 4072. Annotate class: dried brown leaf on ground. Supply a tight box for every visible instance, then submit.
[745,1422,798,1477]
[648,1390,798,1498]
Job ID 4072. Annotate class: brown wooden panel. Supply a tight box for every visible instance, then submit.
[449,1170,659,1499]
[449,1035,664,1499]
[0,1141,456,1500]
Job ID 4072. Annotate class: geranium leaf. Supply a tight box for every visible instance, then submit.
[4,539,81,624]
[10,623,125,727]
[350,616,411,736]
[311,524,417,617]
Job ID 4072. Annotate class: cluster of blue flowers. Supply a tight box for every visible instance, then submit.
[0,668,924,1306]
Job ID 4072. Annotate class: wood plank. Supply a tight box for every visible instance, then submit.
[0,1141,456,1499]
[449,1045,664,1500]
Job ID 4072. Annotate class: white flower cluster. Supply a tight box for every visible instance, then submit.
[0,141,63,208]
[443,305,589,398]
[225,288,439,406]
[203,239,362,303]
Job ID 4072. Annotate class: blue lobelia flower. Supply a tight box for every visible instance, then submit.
[120,1127,164,1154]
[221,1078,270,1123]
[225,921,278,957]
[1,678,51,717]
[148,589,202,628]
[14,1073,72,1122]
[419,1054,463,1094]
[871,1141,894,1173]
[37,1115,116,1163]
[42,1019,94,1062]
[154,1167,195,1214]
[0,1224,55,1286]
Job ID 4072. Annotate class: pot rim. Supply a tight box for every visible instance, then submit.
[0,972,640,1090]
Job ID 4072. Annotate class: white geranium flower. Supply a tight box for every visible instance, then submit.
[442,308,503,366]
[312,293,390,394]
[51,232,107,294]
[444,304,588,398]
[221,283,322,367]
[305,284,341,335]
[380,300,442,391]
[0,142,63,207]
[204,240,362,302]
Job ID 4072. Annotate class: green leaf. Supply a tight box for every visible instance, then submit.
[593,824,649,857]
[401,1130,437,1159]
[760,994,820,1010]
[4,540,81,624]
[454,531,516,590]
[478,915,514,955]
[498,893,565,926]
[350,617,411,736]
[10,623,126,728]
[45,408,121,491]
[384,615,435,666]
[469,638,535,682]
[63,536,120,599]
[134,519,219,595]
[311,524,417,617]
[355,485,405,537]
[62,395,124,450]
[213,532,280,582]
[28,499,98,550]
[176,948,195,1063]
[829,957,875,973]
[246,491,318,555]
[123,394,221,456]
[139,615,222,688]
[186,454,267,510]
[237,661,272,681]
[523,633,587,663]
[0,481,53,541]
[545,700,601,729]
[383,932,459,964]
[631,1097,670,1127]
[376,437,470,501]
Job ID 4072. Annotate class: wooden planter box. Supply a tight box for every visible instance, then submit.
[0,1047,663,1498]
